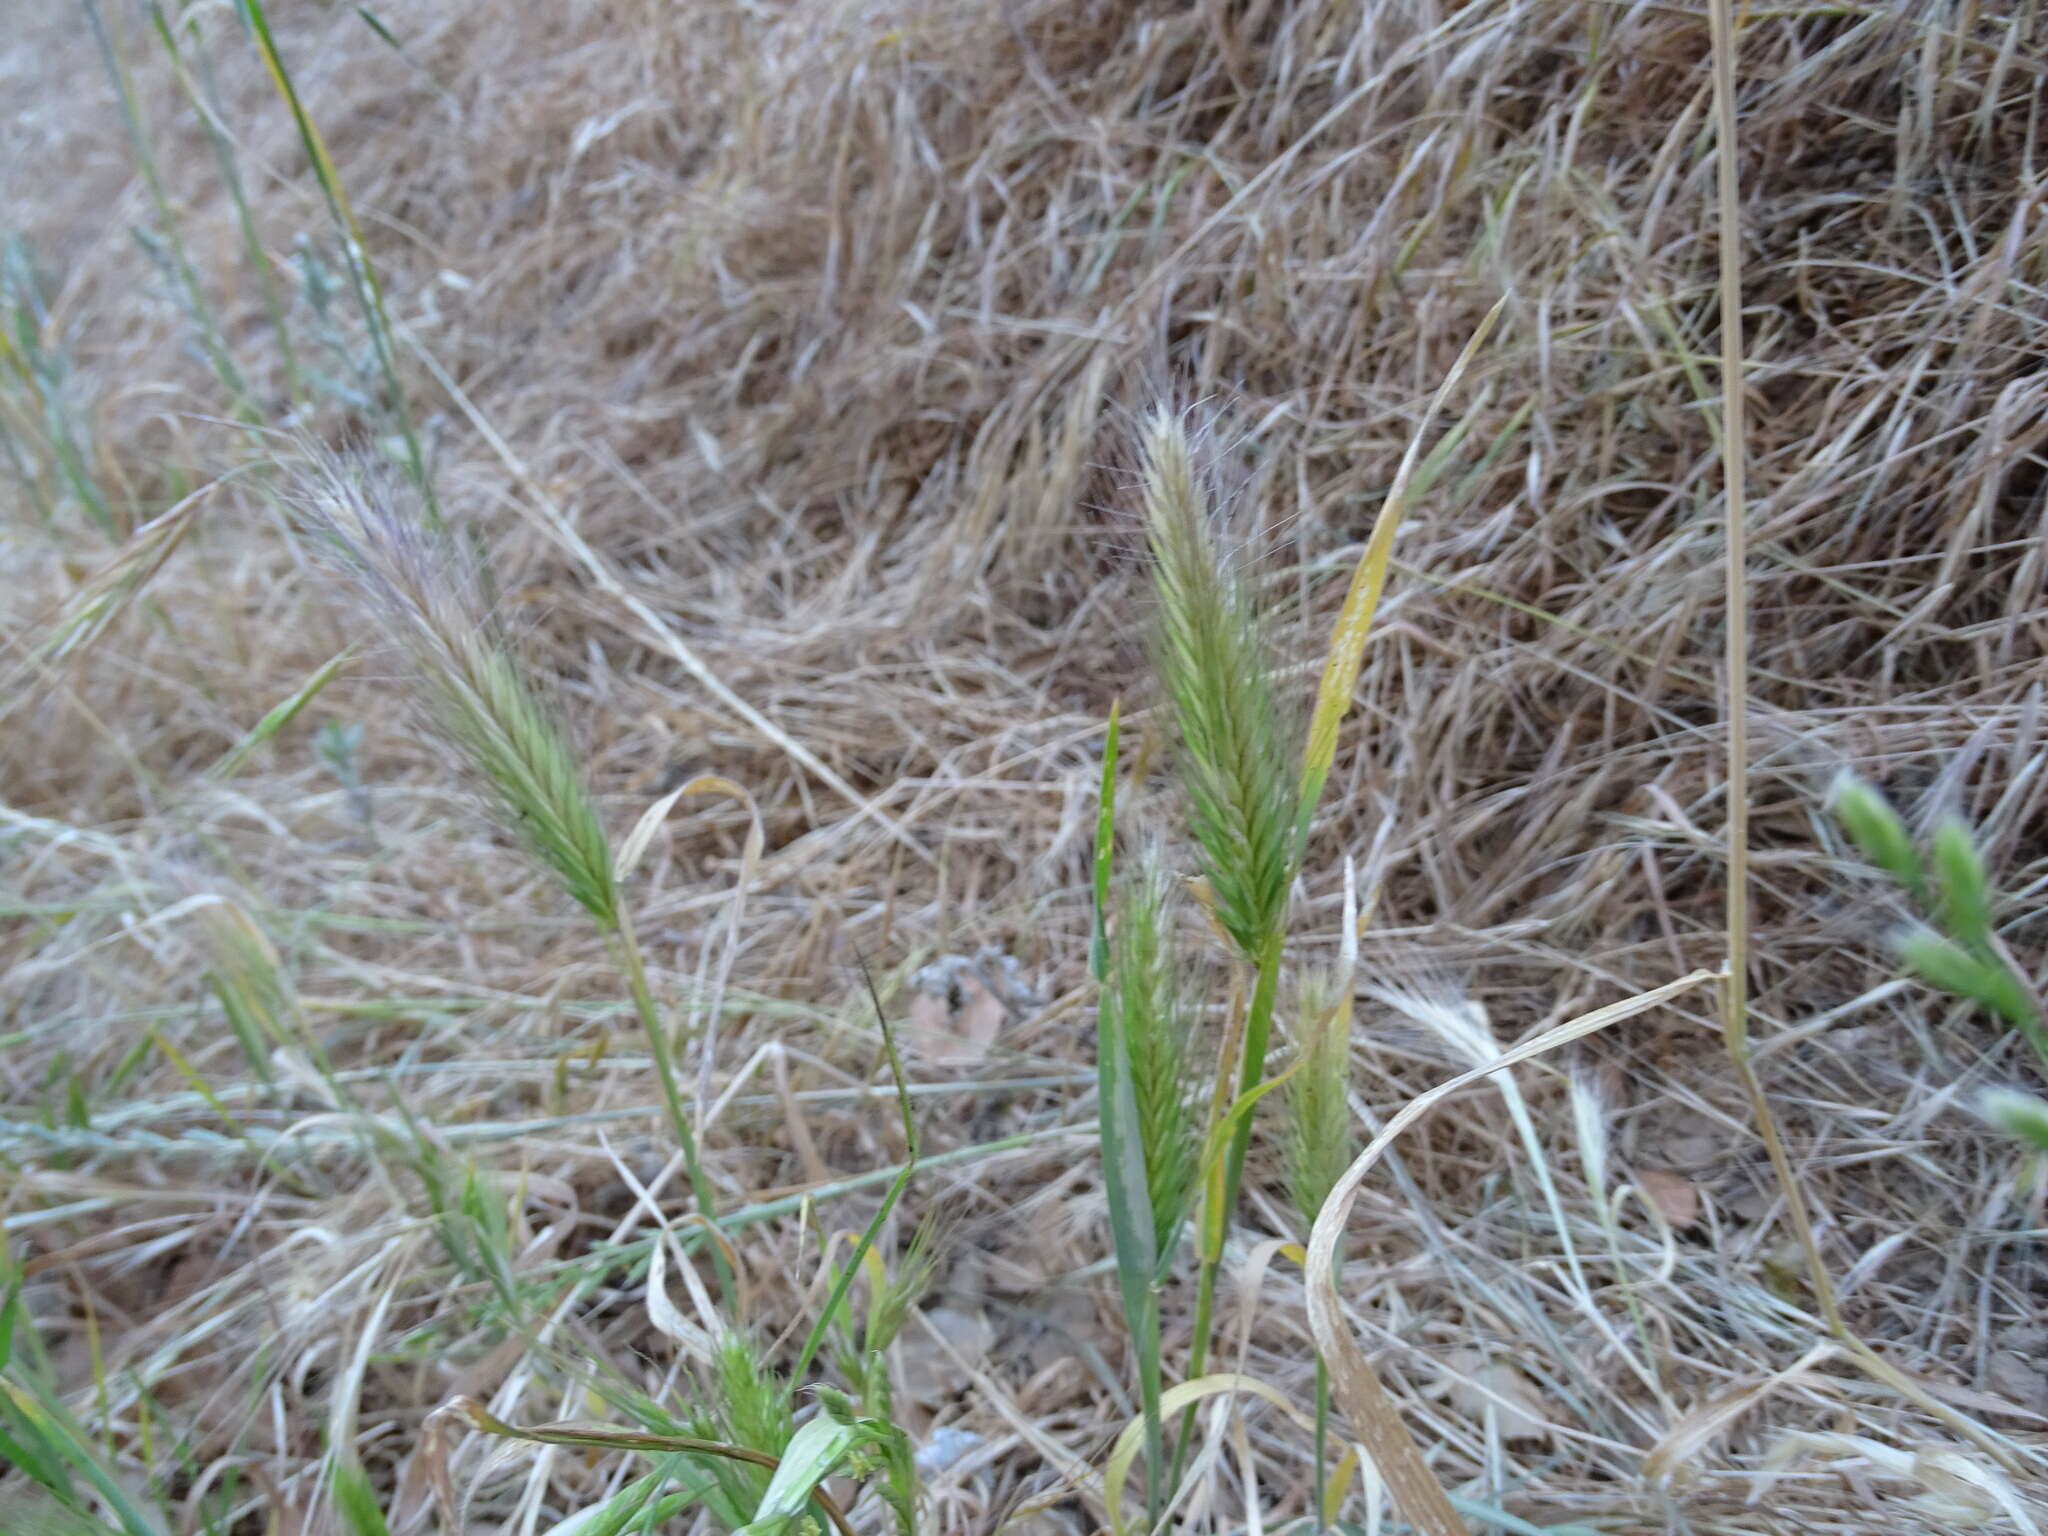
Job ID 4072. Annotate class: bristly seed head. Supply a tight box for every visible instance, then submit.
[1138,409,1299,962]
[1102,865,1201,1264]
[1283,973,1356,1226]
[296,459,620,928]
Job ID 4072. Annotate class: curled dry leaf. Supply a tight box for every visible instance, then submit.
[1437,1350,1554,1443]
[1634,1167,1702,1228]
[1642,1342,1836,1487]
[896,1305,996,1405]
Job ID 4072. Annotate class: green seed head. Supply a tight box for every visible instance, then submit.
[1929,816,1996,954]
[299,461,619,927]
[1894,927,2034,1031]
[1283,976,1357,1225]
[1139,411,1299,960]
[1102,867,1201,1262]
[1828,771,1925,904]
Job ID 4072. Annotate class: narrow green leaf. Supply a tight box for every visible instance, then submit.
[235,0,438,521]
[0,1256,23,1373]
[1099,1007,1165,1524]
[209,648,354,779]
[1099,988,1162,1287]
[0,1381,167,1536]
[791,957,918,1384]
[733,1418,861,1536]
[331,1461,392,1536]
[354,5,402,50]
[535,1474,662,1536]
[539,1472,684,1536]
[0,1402,70,1493]
[1091,701,1120,983]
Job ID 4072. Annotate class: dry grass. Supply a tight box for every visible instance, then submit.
[5,0,2048,1531]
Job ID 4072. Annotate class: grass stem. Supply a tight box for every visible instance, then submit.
[615,906,731,1295]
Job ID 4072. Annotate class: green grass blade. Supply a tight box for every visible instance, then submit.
[235,0,438,522]
[732,1417,861,1536]
[790,958,919,1384]
[1097,991,1165,1525]
[0,1380,167,1536]
[150,2,304,408]
[1091,700,1120,982]
[534,1471,664,1536]
[208,648,354,779]
[331,1461,392,1536]
[80,0,254,421]
[1294,294,1506,852]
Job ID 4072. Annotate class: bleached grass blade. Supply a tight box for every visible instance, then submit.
[1104,1374,1312,1536]
[1305,969,1719,1536]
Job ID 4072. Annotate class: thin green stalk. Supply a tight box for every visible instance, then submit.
[81,0,255,423]
[1221,926,1287,1227]
[789,955,920,1385]
[239,0,438,522]
[614,907,729,1295]
[1312,1355,1332,1533]
[1171,925,1283,1485]
[1174,1251,1219,1492]
[151,2,304,410]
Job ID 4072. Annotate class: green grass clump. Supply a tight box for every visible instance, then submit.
[1103,397,1483,1528]
[1094,855,1202,1524]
